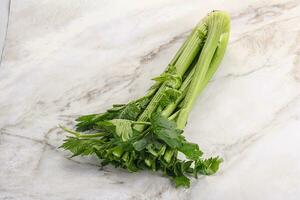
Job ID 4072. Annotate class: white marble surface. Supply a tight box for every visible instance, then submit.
[1,0,300,199]
[0,0,10,61]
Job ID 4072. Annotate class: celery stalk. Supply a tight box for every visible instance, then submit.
[176,11,230,129]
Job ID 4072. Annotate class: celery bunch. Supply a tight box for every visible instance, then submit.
[60,11,230,188]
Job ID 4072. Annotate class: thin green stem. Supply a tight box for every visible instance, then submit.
[132,121,152,125]
[168,110,180,121]
[59,125,106,138]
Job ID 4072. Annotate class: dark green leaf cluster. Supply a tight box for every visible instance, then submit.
[61,110,222,188]
[75,97,150,132]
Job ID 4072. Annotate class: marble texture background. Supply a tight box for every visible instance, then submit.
[1,0,300,199]
[0,0,10,61]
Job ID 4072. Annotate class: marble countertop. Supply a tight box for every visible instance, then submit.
[0,0,10,61]
[1,0,300,199]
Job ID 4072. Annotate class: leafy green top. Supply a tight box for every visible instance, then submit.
[61,111,222,188]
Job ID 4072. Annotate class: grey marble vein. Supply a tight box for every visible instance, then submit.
[0,0,10,63]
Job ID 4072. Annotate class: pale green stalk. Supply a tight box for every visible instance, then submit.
[135,23,207,131]
[162,30,230,118]
[176,11,230,129]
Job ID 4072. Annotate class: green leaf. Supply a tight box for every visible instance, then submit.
[150,113,185,148]
[75,112,116,131]
[152,73,181,89]
[181,161,193,173]
[179,142,203,161]
[98,119,134,141]
[163,149,174,163]
[174,176,190,188]
[96,121,115,134]
[75,101,143,132]
[157,144,166,156]
[160,88,182,108]
[117,103,141,120]
[122,152,130,162]
[110,119,134,141]
[75,114,99,131]
[195,157,223,175]
[152,65,182,89]
[75,114,97,122]
[60,137,102,157]
[135,97,151,110]
[174,161,183,176]
[107,104,126,112]
[146,144,159,157]
[133,137,148,151]
[111,146,124,158]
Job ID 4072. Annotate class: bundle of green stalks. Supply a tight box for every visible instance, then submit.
[60,11,230,188]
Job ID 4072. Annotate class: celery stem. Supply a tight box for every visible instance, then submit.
[176,12,230,129]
